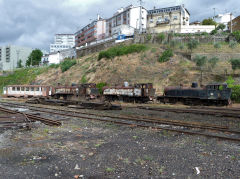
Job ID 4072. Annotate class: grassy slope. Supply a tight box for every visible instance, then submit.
[0,67,49,93]
[1,43,238,95]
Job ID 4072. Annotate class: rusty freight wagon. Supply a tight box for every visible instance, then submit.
[103,83,155,103]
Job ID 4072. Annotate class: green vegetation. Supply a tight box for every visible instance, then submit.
[193,55,207,68]
[187,40,199,53]
[202,18,217,26]
[156,33,165,43]
[59,59,76,72]
[98,44,147,60]
[96,82,107,94]
[230,58,240,71]
[232,30,240,43]
[146,34,152,41]
[210,29,217,35]
[208,57,219,68]
[214,42,221,52]
[216,23,226,31]
[158,49,173,63]
[81,75,87,83]
[226,76,240,102]
[179,44,184,50]
[17,60,23,68]
[229,41,238,49]
[26,49,43,66]
[0,67,48,93]
[105,167,115,172]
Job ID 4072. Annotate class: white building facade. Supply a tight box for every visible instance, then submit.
[106,5,147,37]
[214,13,235,30]
[47,48,76,65]
[147,5,215,34]
[50,34,75,53]
[0,45,32,71]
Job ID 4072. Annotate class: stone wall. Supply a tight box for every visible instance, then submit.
[191,53,240,61]
[134,33,229,44]
[76,39,134,58]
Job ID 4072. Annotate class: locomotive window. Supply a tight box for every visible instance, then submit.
[17,87,20,91]
[21,87,24,91]
[12,87,15,91]
[31,87,34,91]
[36,87,39,91]
[26,87,29,91]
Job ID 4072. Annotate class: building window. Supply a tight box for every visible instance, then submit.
[173,16,178,20]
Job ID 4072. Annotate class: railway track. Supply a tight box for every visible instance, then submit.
[137,106,240,118]
[0,106,61,127]
[0,101,240,142]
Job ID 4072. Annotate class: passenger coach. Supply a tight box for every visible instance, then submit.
[3,85,52,98]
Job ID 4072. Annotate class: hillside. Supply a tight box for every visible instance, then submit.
[34,44,236,94]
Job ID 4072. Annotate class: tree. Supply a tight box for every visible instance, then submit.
[230,58,240,73]
[193,55,207,85]
[156,33,165,43]
[216,23,226,31]
[187,39,199,53]
[202,18,217,26]
[232,30,240,42]
[214,42,221,52]
[158,49,173,63]
[208,57,219,69]
[26,49,43,66]
[17,59,23,68]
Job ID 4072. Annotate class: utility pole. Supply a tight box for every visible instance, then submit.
[230,12,233,33]
[16,50,20,68]
[138,0,143,34]
[213,8,216,20]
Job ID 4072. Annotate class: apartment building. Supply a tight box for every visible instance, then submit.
[105,5,147,37]
[147,5,215,34]
[0,45,32,71]
[50,34,75,53]
[147,5,190,33]
[75,16,106,47]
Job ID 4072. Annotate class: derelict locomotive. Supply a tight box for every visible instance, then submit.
[157,82,232,106]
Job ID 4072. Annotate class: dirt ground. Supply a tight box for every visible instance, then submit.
[0,103,240,179]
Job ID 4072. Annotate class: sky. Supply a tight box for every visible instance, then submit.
[0,0,239,51]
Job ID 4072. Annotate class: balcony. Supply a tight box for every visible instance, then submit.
[156,20,170,25]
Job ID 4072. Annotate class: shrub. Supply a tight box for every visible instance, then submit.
[49,64,60,69]
[80,75,87,83]
[96,82,107,94]
[226,76,240,102]
[60,59,76,72]
[232,30,240,42]
[170,41,176,48]
[146,34,152,41]
[208,57,219,68]
[230,58,240,71]
[98,44,147,61]
[214,42,221,52]
[210,29,217,35]
[201,32,209,36]
[193,55,207,68]
[187,40,199,53]
[158,49,173,63]
[179,44,184,50]
[229,41,238,49]
[156,33,165,43]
